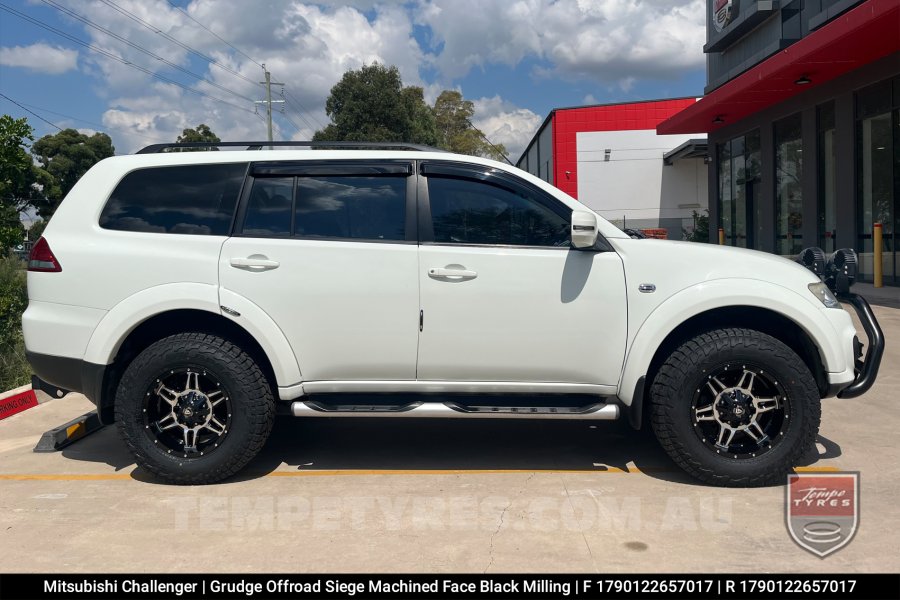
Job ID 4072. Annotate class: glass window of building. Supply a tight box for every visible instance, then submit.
[775,114,803,256]
[817,103,837,252]
[856,77,898,284]
[717,131,760,248]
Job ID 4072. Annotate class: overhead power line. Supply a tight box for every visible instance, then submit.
[0,95,169,143]
[0,92,63,131]
[284,88,326,131]
[39,0,255,103]
[0,3,256,115]
[165,0,264,69]
[96,0,259,87]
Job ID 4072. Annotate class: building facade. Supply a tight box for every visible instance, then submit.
[659,0,900,283]
[516,99,709,238]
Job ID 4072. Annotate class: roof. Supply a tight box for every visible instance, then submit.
[663,139,709,165]
[658,0,900,134]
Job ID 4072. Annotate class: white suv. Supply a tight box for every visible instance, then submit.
[24,141,883,486]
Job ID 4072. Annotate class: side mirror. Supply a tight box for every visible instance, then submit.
[571,210,599,249]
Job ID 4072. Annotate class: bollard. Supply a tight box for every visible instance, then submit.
[718,228,725,245]
[873,222,883,288]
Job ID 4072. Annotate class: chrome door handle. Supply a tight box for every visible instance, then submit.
[230,256,280,271]
[428,267,477,280]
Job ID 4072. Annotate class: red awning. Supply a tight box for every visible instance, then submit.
[658,0,900,135]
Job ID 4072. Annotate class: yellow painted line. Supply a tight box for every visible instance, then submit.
[794,466,840,472]
[0,465,841,481]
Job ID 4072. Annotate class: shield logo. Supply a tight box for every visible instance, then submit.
[786,472,859,558]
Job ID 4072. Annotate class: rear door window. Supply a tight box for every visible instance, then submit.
[239,166,410,242]
[99,163,247,235]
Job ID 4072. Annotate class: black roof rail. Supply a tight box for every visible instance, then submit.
[135,141,449,154]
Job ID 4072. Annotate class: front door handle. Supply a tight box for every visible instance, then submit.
[230,255,280,271]
[428,266,477,280]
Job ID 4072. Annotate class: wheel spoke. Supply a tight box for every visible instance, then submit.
[155,383,179,406]
[155,413,179,431]
[185,370,201,392]
[183,427,199,452]
[694,405,716,422]
[205,417,226,436]
[208,389,225,406]
[753,397,780,413]
[737,369,756,392]
[715,424,736,449]
[706,376,727,396]
[748,420,769,443]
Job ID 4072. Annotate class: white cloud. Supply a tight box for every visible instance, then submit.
[0,43,78,74]
[418,0,705,88]
[471,95,542,161]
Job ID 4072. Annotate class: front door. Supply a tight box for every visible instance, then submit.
[415,162,627,385]
[219,161,420,381]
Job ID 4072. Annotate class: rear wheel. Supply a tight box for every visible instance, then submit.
[115,333,274,484]
[650,328,820,487]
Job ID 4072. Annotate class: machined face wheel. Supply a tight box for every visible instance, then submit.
[142,367,232,458]
[690,363,791,459]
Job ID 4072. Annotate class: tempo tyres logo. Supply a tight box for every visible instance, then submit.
[786,472,859,558]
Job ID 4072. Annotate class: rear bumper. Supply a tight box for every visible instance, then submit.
[26,351,107,412]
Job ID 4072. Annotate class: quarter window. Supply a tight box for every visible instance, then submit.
[100,163,246,235]
[243,177,293,237]
[426,176,569,246]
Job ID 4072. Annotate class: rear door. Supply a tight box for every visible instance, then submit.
[415,162,627,385]
[219,161,420,381]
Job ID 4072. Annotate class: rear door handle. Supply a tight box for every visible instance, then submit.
[230,256,280,271]
[428,267,477,280]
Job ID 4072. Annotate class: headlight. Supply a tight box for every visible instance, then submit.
[808,282,840,308]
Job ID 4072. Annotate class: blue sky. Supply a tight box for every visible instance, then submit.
[0,0,707,158]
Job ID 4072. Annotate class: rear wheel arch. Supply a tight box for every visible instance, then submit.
[97,309,279,422]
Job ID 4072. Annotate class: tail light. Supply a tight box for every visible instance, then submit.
[28,237,62,272]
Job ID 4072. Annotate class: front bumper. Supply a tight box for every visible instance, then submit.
[836,293,884,398]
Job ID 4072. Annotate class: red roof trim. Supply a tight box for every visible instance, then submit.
[658,0,900,135]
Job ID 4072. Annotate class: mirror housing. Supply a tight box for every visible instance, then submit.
[571,210,599,249]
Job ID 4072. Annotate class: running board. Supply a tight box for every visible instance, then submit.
[291,401,619,420]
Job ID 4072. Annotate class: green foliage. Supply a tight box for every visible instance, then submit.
[433,90,507,161]
[0,255,30,391]
[27,218,47,242]
[175,124,221,150]
[0,115,55,216]
[31,128,115,217]
[313,63,438,145]
[684,210,710,243]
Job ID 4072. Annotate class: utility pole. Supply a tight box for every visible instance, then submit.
[255,64,284,148]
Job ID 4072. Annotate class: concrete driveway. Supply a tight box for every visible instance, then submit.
[1,305,897,573]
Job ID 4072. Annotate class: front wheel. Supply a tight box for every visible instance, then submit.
[115,332,275,484]
[649,328,820,487]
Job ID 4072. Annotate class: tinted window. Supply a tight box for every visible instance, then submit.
[294,176,406,240]
[243,177,293,237]
[427,176,569,246]
[100,163,246,235]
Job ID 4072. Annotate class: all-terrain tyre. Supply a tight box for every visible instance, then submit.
[115,332,275,484]
[649,328,820,487]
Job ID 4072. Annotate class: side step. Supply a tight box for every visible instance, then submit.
[292,400,619,420]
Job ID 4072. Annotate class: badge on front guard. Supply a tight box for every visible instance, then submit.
[786,472,859,558]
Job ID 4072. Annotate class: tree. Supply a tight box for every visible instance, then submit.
[0,115,56,212]
[175,124,220,150]
[432,90,507,161]
[683,209,710,243]
[31,128,114,217]
[313,63,438,145]
[27,218,47,242]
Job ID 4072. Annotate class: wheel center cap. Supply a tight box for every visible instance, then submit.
[176,391,210,427]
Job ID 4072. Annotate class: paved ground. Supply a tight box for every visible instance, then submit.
[1,305,897,573]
